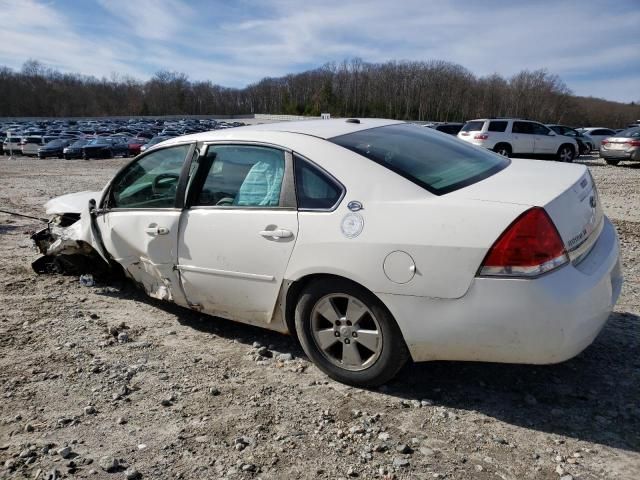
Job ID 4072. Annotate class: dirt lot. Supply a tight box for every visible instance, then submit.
[0,154,638,480]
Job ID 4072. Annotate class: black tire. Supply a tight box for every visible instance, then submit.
[493,143,511,157]
[605,159,621,166]
[557,144,575,163]
[294,278,409,387]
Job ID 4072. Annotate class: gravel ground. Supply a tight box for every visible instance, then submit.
[0,154,638,480]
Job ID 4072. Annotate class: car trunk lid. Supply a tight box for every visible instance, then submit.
[450,158,603,260]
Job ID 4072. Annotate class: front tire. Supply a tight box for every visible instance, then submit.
[557,144,575,162]
[294,279,409,387]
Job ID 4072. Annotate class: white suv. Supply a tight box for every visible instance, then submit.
[457,118,579,162]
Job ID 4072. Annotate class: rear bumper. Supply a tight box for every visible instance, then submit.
[380,217,623,364]
[599,148,640,160]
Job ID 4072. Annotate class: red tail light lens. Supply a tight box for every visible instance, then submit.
[474,134,489,140]
[601,139,609,145]
[479,207,568,277]
[628,140,640,147]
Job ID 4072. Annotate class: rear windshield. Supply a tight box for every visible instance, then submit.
[615,127,640,138]
[330,123,509,195]
[460,121,485,132]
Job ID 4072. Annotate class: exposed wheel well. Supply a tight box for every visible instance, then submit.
[493,143,512,153]
[284,273,388,336]
[559,143,575,153]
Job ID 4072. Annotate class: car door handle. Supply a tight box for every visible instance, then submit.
[145,225,170,236]
[259,229,293,239]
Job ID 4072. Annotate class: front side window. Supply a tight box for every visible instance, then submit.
[192,145,285,207]
[530,123,551,135]
[512,121,533,134]
[295,156,343,209]
[110,144,190,208]
[330,123,509,195]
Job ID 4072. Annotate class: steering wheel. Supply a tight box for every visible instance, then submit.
[215,197,235,206]
[152,173,180,195]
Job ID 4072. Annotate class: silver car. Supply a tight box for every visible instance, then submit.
[599,127,640,166]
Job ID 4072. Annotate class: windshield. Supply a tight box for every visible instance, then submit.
[88,138,107,145]
[330,123,509,195]
[149,136,172,146]
[615,127,640,138]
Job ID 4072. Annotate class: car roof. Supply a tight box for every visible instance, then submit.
[164,118,404,145]
[465,118,524,122]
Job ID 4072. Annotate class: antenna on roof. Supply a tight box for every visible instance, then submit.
[345,119,360,124]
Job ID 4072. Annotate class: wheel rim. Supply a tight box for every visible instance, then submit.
[310,293,382,372]
[560,147,573,162]
[496,147,508,157]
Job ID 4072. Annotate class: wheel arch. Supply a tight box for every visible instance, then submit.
[282,273,396,338]
[493,142,512,155]
[558,142,576,153]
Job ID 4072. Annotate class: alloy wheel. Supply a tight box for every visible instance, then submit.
[559,147,574,162]
[310,293,382,371]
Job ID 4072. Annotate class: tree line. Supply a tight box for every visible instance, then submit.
[1,59,638,128]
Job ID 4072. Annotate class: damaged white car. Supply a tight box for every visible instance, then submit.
[33,119,623,386]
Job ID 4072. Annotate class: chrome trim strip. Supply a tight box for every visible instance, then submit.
[569,216,605,264]
[176,264,275,282]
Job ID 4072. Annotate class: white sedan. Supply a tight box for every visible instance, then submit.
[33,119,623,386]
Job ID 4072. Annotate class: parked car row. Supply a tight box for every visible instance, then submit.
[0,118,246,158]
[455,117,637,165]
[598,127,640,165]
[457,118,582,162]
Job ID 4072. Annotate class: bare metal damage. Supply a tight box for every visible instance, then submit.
[122,259,177,302]
[32,191,111,275]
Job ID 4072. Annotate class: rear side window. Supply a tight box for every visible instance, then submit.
[294,156,343,210]
[330,123,509,195]
[460,121,485,132]
[436,124,463,135]
[592,129,615,136]
[488,121,507,132]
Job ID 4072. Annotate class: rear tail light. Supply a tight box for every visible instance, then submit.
[474,134,489,140]
[627,140,640,147]
[601,139,609,145]
[478,207,568,278]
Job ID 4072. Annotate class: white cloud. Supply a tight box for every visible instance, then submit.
[0,0,637,102]
[96,0,194,41]
[0,0,147,78]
